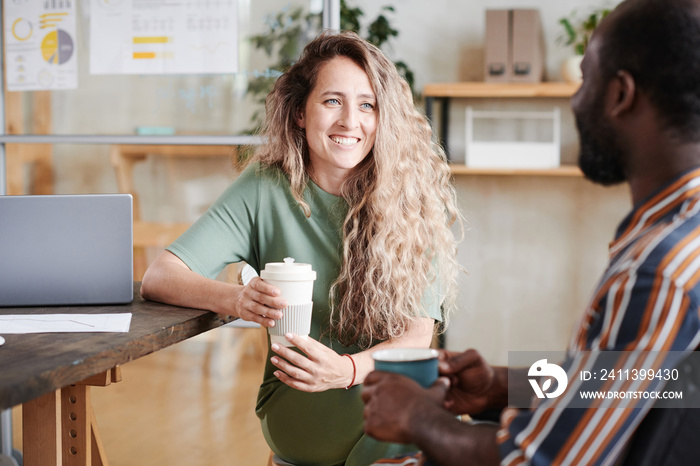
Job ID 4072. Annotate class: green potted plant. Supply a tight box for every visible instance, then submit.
[558,8,611,82]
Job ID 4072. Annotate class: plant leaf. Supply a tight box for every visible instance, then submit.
[559,18,576,44]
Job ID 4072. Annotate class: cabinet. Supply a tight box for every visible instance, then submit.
[423,82,581,175]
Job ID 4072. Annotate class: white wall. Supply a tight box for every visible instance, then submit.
[451,176,629,363]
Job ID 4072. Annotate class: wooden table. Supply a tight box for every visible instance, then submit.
[0,283,234,465]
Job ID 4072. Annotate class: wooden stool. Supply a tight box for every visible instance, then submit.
[109,144,239,280]
[131,221,190,279]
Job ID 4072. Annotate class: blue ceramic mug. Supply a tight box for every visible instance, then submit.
[372,348,439,388]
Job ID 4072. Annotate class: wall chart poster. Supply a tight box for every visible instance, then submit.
[4,0,78,91]
[90,0,238,75]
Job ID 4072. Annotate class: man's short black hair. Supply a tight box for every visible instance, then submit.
[599,0,700,141]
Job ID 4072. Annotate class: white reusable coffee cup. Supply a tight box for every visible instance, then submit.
[260,257,316,347]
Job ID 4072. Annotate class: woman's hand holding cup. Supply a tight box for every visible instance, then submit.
[235,276,287,328]
[270,334,355,392]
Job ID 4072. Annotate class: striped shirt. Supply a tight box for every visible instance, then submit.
[498,167,700,465]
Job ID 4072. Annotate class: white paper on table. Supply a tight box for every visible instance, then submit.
[0,313,132,334]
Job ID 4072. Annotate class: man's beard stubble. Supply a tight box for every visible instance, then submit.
[576,115,627,186]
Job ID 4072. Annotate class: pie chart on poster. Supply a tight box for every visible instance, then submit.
[41,29,74,65]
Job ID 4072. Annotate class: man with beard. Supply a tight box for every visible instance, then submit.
[361,0,700,464]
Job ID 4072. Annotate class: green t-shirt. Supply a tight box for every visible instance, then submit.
[167,162,440,465]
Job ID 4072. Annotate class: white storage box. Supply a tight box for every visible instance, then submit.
[465,107,560,169]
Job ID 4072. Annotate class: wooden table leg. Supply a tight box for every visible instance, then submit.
[22,391,61,466]
[22,368,120,466]
[90,410,107,466]
[62,385,91,465]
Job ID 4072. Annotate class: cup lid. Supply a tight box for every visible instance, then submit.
[260,257,317,281]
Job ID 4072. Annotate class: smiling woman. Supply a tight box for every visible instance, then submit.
[140,31,461,466]
[297,56,378,194]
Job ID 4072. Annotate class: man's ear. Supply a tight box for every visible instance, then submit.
[608,70,636,118]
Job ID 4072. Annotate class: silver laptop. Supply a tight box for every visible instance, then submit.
[0,194,133,306]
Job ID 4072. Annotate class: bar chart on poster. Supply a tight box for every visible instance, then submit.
[90,0,238,75]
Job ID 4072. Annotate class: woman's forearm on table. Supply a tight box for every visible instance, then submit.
[140,250,243,317]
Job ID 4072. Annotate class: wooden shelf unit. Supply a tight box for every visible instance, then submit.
[449,164,582,177]
[423,82,581,171]
[423,81,580,98]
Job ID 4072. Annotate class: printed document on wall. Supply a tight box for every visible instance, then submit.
[90,0,238,75]
[3,0,78,91]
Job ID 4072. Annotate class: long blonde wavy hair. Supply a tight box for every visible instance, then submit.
[254,31,461,349]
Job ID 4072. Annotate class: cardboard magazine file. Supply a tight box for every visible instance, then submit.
[484,9,510,82]
[484,9,544,83]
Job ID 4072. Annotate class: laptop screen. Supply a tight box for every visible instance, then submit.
[0,194,133,306]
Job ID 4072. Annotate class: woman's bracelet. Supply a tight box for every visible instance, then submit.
[341,353,356,389]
